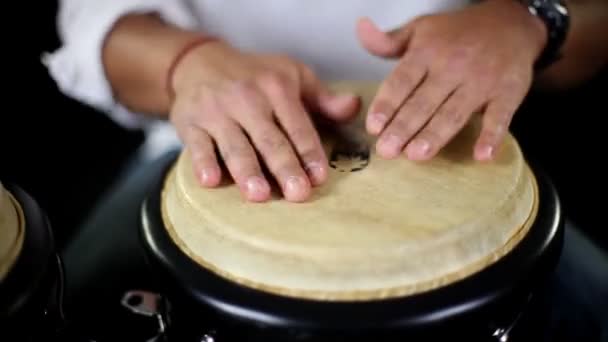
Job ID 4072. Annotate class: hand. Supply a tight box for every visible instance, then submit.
[170,41,360,202]
[357,0,547,161]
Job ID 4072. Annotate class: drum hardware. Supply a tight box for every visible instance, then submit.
[121,290,224,342]
[200,333,217,342]
[492,328,510,342]
[327,122,371,173]
[121,290,169,342]
[489,294,532,342]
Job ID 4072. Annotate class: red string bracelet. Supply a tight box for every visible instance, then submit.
[166,35,220,101]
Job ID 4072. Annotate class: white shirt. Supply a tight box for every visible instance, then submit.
[42,0,471,160]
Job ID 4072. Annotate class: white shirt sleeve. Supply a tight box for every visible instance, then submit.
[41,0,200,130]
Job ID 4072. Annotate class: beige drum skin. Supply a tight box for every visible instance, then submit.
[0,182,25,281]
[160,81,539,301]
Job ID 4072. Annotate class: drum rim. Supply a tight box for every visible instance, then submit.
[0,183,56,318]
[140,150,564,332]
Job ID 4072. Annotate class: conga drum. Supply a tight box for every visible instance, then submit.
[0,181,65,341]
[140,82,563,341]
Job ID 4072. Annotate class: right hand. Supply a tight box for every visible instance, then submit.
[169,41,361,203]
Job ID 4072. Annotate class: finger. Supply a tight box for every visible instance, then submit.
[376,76,456,159]
[182,125,222,187]
[405,86,478,160]
[261,76,330,187]
[356,17,414,58]
[207,116,271,202]
[299,64,361,123]
[474,95,522,161]
[367,54,426,136]
[232,80,312,202]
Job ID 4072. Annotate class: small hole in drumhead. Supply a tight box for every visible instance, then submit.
[127,294,143,307]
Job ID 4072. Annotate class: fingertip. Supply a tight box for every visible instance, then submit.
[243,176,272,203]
[356,16,401,58]
[366,111,388,136]
[198,166,222,187]
[305,161,328,187]
[319,92,361,122]
[405,139,433,161]
[375,134,403,160]
[284,176,312,203]
[356,16,380,35]
[474,144,495,161]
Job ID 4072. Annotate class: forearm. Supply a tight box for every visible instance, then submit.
[535,0,608,91]
[102,14,204,116]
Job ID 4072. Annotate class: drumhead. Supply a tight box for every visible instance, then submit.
[0,183,57,321]
[0,182,25,281]
[159,81,539,301]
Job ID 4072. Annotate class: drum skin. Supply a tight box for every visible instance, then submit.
[0,183,61,340]
[140,151,564,341]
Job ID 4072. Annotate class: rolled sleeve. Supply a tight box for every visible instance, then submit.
[41,0,199,129]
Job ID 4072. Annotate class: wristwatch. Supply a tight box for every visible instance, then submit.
[518,0,571,70]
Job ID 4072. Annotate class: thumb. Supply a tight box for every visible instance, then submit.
[356,17,414,58]
[299,66,361,123]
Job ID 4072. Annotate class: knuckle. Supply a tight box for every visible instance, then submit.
[388,116,415,138]
[222,142,250,163]
[258,70,292,96]
[287,125,313,144]
[299,149,324,165]
[419,128,443,144]
[187,96,220,127]
[231,80,264,107]
[386,70,415,93]
[371,99,394,115]
[259,130,289,152]
[405,96,432,117]
[444,108,469,127]
[445,47,475,72]
[191,151,213,168]
[274,55,301,80]
[483,119,509,141]
[481,130,501,145]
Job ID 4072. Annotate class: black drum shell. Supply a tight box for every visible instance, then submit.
[0,183,61,341]
[140,152,564,341]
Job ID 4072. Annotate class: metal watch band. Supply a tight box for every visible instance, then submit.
[519,0,570,70]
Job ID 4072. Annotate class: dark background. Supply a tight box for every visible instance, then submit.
[1,1,145,248]
[1,1,605,250]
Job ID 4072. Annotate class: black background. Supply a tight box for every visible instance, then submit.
[1,1,145,248]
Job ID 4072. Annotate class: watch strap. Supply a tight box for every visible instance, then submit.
[519,0,570,70]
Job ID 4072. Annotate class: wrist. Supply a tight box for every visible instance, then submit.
[485,0,548,59]
[167,36,225,101]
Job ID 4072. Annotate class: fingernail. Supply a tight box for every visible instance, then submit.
[327,93,357,111]
[406,139,431,160]
[377,134,403,159]
[368,112,388,135]
[305,162,326,186]
[200,167,219,186]
[477,145,494,160]
[245,176,270,201]
[335,93,356,102]
[285,176,309,202]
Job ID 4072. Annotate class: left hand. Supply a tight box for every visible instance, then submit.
[357,0,547,161]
